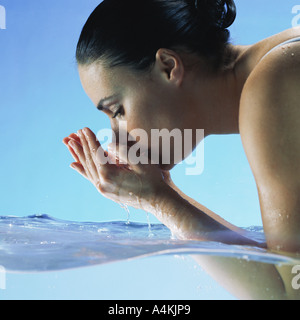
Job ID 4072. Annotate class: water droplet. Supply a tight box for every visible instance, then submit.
[242,255,250,261]
[146,212,154,238]
[119,203,131,225]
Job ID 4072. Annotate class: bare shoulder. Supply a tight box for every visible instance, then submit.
[240,38,300,183]
[239,39,300,252]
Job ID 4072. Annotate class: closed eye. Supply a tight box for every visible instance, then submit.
[112,105,123,119]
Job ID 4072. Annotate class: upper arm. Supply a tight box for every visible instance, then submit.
[240,49,300,253]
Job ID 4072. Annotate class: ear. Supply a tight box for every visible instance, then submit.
[155,49,184,86]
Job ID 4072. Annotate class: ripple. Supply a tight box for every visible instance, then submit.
[0,214,298,272]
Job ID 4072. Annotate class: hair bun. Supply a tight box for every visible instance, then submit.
[194,0,236,29]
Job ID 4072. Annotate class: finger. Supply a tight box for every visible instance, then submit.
[82,127,105,173]
[82,128,101,153]
[63,133,82,163]
[68,139,94,181]
[70,162,88,180]
[63,133,81,146]
[64,138,80,163]
[69,133,81,144]
[77,129,99,181]
[80,127,114,168]
[82,127,111,165]
[63,137,69,146]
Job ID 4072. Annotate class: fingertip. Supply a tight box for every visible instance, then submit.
[83,127,95,138]
[70,162,80,172]
[63,137,69,145]
[69,133,81,143]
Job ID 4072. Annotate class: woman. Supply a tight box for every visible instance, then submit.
[63,0,300,254]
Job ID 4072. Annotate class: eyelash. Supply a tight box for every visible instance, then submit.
[112,105,123,119]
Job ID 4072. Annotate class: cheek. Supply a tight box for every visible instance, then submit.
[124,96,154,130]
[125,115,152,147]
[122,89,177,142]
[119,106,153,150]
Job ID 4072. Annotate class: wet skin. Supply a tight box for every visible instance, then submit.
[63,28,300,299]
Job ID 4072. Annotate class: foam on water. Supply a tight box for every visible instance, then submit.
[0,214,298,273]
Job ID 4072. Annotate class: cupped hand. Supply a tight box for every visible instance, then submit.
[63,127,170,210]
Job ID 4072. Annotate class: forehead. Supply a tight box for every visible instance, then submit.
[78,62,152,108]
[78,63,115,105]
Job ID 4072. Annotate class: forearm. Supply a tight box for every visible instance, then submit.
[64,128,256,245]
[147,184,259,246]
[167,181,251,237]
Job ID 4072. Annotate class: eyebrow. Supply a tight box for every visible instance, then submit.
[97,95,118,111]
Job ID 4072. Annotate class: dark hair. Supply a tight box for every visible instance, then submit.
[76,0,237,71]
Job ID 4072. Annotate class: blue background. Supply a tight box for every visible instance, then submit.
[0,0,298,300]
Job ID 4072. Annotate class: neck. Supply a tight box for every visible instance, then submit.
[190,45,251,136]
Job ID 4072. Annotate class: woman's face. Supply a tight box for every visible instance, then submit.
[78,60,195,170]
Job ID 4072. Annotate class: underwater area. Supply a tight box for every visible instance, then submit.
[0,214,296,273]
[1,214,300,300]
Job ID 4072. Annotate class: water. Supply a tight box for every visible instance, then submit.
[0,214,298,273]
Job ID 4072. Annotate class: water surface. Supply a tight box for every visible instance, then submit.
[0,214,298,273]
